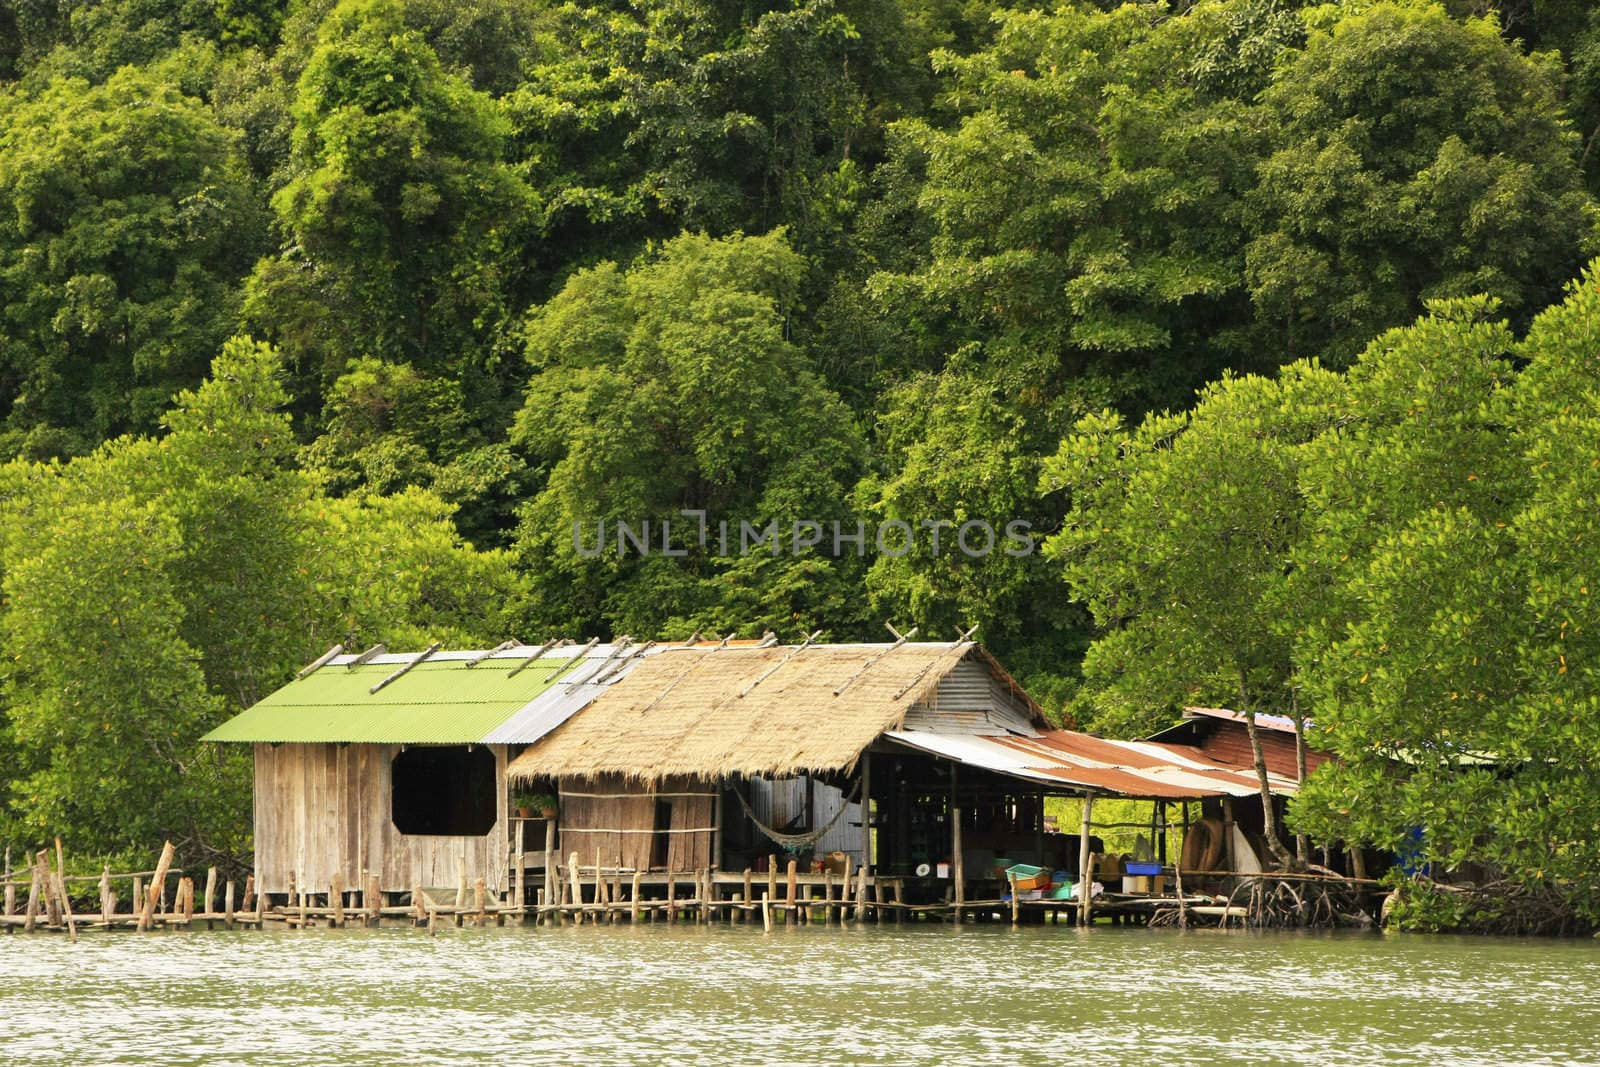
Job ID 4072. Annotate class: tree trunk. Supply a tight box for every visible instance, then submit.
[1241,707,1296,869]
[1292,711,1310,867]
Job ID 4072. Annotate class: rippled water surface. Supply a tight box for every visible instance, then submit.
[3,923,1598,1065]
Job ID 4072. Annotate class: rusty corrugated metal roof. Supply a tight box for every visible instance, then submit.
[885,727,1301,799]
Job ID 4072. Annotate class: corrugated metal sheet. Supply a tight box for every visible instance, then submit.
[902,659,1041,736]
[483,643,660,744]
[885,727,1301,799]
[203,644,642,744]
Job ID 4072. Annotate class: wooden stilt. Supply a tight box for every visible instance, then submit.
[631,871,641,922]
[568,852,582,925]
[50,841,76,942]
[785,859,797,926]
[1078,793,1096,927]
[840,856,852,923]
[412,885,427,925]
[100,866,114,925]
[203,866,217,925]
[367,874,382,926]
[138,842,175,932]
[39,852,59,928]
[22,859,40,933]
[242,874,256,915]
[225,880,236,927]
[953,803,965,924]
[666,868,677,924]
[331,873,345,928]
[474,878,488,925]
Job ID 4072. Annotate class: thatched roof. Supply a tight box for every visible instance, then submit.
[507,641,1038,782]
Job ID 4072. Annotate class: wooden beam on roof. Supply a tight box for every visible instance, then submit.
[833,626,917,697]
[639,634,731,713]
[590,638,650,685]
[739,630,823,698]
[506,638,567,679]
[346,644,386,670]
[295,644,344,680]
[465,640,517,667]
[370,643,440,694]
[891,624,979,702]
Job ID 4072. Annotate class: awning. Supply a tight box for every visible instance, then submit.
[885,727,1298,799]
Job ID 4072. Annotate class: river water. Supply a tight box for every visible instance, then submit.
[2,924,1597,1065]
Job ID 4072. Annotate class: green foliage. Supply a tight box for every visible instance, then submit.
[511,231,866,637]
[1246,2,1597,364]
[0,66,265,456]
[0,336,524,865]
[1055,267,1600,918]
[258,0,535,383]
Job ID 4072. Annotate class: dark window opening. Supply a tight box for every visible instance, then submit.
[391,745,497,836]
[651,799,673,869]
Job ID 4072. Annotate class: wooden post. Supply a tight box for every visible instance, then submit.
[1077,793,1095,927]
[766,855,777,911]
[225,880,236,928]
[761,894,772,932]
[666,868,678,924]
[785,858,797,926]
[1174,852,1189,929]
[568,852,582,924]
[824,870,835,925]
[1009,872,1019,927]
[22,859,40,933]
[544,819,557,926]
[203,866,218,921]
[953,804,965,924]
[39,851,59,928]
[138,841,175,932]
[840,856,852,924]
[3,848,14,918]
[860,753,872,874]
[474,878,488,926]
[514,828,526,918]
[712,782,724,872]
[1221,797,1237,876]
[131,876,143,925]
[873,871,883,925]
[412,885,427,925]
[331,873,345,928]
[100,866,114,925]
[52,841,76,942]
[367,874,382,926]
[631,871,642,923]
[743,868,753,921]
[179,876,195,924]
[242,874,256,915]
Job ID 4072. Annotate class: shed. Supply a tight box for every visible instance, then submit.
[202,642,657,899]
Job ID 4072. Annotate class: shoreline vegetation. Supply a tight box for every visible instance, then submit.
[3,0,1600,936]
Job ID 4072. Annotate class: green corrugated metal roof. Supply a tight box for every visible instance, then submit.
[202,658,574,743]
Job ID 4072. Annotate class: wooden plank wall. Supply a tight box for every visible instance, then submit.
[252,742,509,895]
[557,774,714,871]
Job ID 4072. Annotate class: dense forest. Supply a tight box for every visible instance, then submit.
[1,0,1598,924]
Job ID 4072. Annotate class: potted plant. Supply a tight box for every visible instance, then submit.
[515,791,558,819]
[512,792,537,819]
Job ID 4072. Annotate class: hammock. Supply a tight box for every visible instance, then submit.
[732,775,863,852]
